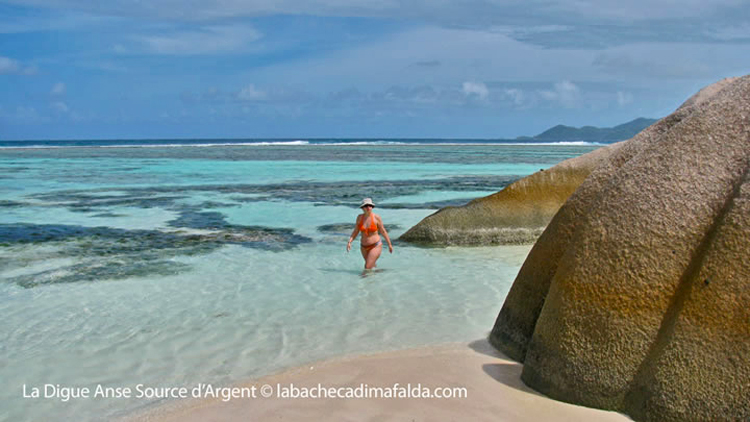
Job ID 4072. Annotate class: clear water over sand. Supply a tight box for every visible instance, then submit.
[0,143,597,421]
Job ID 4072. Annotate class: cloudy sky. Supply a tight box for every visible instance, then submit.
[1,0,749,140]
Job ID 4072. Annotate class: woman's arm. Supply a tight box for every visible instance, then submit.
[376,215,394,253]
[347,216,361,252]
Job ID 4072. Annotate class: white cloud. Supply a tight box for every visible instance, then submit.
[462,81,489,100]
[502,88,526,106]
[0,56,37,75]
[0,56,21,73]
[557,81,581,106]
[617,91,633,106]
[368,85,448,105]
[539,80,581,108]
[51,82,66,96]
[131,24,262,55]
[51,101,70,113]
[237,84,266,101]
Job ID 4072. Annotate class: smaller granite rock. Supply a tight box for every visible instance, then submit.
[399,143,625,246]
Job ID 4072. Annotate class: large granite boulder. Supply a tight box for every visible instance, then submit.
[399,143,625,245]
[490,75,748,422]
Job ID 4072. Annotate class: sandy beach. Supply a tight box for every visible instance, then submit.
[129,339,631,422]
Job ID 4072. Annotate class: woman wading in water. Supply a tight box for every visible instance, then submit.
[347,198,394,273]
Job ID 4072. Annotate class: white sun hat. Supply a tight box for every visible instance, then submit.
[359,198,375,208]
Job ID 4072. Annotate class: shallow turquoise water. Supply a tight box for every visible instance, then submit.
[0,144,596,421]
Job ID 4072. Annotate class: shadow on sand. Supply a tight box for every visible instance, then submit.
[468,338,545,398]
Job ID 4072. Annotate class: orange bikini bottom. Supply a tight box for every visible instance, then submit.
[360,240,382,251]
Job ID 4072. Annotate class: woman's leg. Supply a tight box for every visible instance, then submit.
[364,243,382,270]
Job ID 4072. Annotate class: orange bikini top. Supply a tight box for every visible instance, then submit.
[359,215,378,234]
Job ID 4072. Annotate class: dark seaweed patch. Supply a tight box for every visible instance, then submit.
[23,190,186,210]
[167,210,229,230]
[197,201,241,208]
[166,210,311,249]
[24,175,516,213]
[0,222,311,287]
[317,223,357,234]
[229,195,267,203]
[67,195,188,213]
[0,223,311,253]
[91,212,128,218]
[0,200,25,208]
[11,260,193,288]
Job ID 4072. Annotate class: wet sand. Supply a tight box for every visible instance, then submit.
[128,339,632,422]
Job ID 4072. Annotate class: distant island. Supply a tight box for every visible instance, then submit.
[518,117,658,143]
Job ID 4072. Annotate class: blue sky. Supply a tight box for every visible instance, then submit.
[1,1,749,140]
